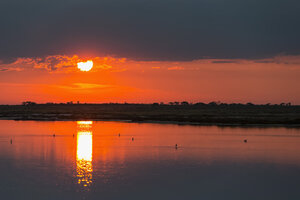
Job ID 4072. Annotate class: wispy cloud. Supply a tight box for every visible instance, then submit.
[0,67,23,72]
[167,66,185,70]
[61,83,113,90]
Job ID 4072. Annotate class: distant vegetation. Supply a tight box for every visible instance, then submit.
[0,101,299,126]
[22,101,294,107]
[153,101,292,107]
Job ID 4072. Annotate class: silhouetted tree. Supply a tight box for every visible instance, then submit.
[208,101,217,106]
[22,101,37,106]
[194,102,205,106]
[181,101,189,105]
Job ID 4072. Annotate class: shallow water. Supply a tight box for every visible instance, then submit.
[1,120,300,200]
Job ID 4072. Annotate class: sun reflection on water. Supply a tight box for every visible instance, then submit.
[76,121,93,187]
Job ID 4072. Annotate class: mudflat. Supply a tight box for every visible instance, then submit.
[0,104,299,126]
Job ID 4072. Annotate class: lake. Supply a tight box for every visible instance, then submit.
[1,120,300,200]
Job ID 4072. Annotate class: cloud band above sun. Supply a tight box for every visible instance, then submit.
[1,54,300,73]
[0,55,126,73]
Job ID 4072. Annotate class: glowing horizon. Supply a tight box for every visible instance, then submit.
[0,54,300,104]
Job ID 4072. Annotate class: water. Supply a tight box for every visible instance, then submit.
[1,120,300,200]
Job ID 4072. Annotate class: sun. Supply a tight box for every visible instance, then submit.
[77,60,93,71]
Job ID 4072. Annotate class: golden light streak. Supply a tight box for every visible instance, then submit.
[77,121,93,125]
[76,121,93,187]
[77,131,92,161]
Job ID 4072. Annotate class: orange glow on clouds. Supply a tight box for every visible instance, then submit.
[0,54,300,104]
[77,60,93,71]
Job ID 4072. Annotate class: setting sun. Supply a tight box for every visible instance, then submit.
[77,60,93,71]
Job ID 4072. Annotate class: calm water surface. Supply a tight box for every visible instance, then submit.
[1,120,300,200]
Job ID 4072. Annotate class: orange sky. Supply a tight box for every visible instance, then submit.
[0,54,300,104]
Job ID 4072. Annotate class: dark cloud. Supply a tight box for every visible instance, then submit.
[211,60,239,64]
[254,61,275,64]
[1,0,300,61]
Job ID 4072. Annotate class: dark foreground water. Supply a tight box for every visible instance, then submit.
[0,120,300,200]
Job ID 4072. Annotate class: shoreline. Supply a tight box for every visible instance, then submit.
[1,117,299,128]
[1,104,299,128]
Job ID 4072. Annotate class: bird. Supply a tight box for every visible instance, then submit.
[118,133,120,137]
[53,134,56,137]
[244,139,247,143]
